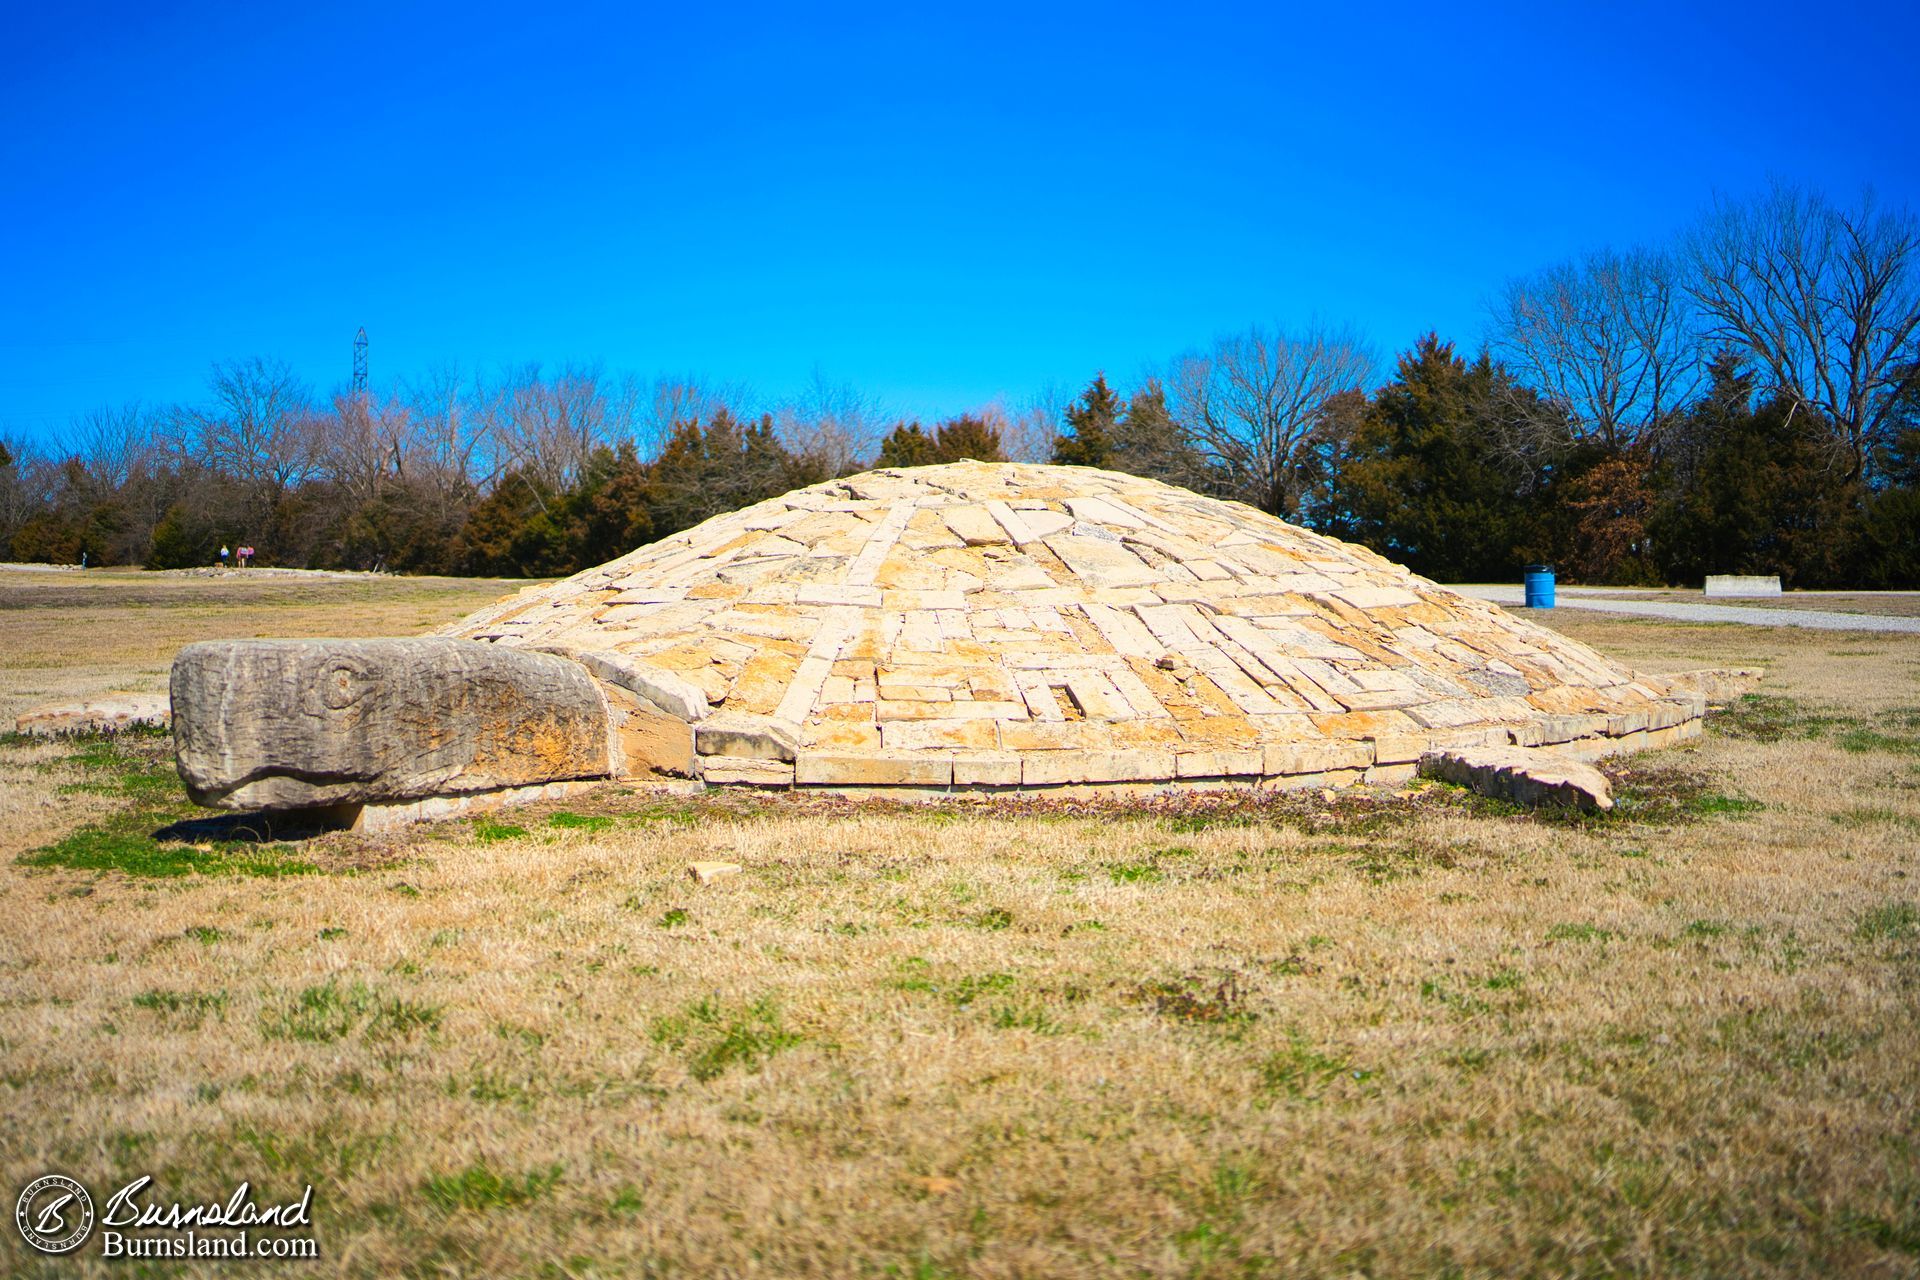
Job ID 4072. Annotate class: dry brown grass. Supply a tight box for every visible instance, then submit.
[2,576,1917,1278]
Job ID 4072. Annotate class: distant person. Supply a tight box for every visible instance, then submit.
[219,544,230,569]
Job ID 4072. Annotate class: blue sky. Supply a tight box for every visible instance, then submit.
[2,0,1916,442]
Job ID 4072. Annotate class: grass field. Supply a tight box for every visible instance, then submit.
[2,571,1917,1278]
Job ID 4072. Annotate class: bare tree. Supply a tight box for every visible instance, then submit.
[1001,387,1068,463]
[403,363,496,493]
[1490,246,1700,452]
[1166,324,1375,516]
[478,362,638,493]
[637,375,751,459]
[775,369,885,474]
[62,403,157,490]
[177,357,321,497]
[1687,182,1920,481]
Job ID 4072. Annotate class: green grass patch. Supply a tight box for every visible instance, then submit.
[548,811,614,832]
[1257,1031,1359,1101]
[988,1003,1063,1034]
[423,1162,562,1212]
[1855,901,1919,943]
[132,988,228,1026]
[1546,922,1615,944]
[648,997,801,1081]
[471,819,528,842]
[1836,729,1920,757]
[1714,693,1838,743]
[16,732,326,879]
[21,824,320,878]
[1830,806,1920,832]
[260,981,442,1044]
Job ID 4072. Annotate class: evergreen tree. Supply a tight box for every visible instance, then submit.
[877,423,938,468]
[1648,355,1855,586]
[1336,335,1561,581]
[931,414,1004,462]
[1110,381,1210,488]
[877,416,1005,467]
[1052,374,1120,467]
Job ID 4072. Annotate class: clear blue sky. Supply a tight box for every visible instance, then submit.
[3,0,1916,442]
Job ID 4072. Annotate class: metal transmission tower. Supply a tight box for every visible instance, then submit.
[351,327,369,397]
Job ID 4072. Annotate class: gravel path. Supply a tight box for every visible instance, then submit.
[1455,585,1920,633]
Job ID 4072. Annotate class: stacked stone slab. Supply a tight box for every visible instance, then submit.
[442,461,1705,793]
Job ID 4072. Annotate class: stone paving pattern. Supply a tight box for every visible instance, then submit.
[445,463,1704,790]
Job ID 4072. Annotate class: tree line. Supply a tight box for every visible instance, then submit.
[3,181,1916,585]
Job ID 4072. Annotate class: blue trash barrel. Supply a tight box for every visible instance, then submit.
[1523,565,1555,609]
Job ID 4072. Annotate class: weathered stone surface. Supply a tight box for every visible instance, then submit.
[1418,746,1614,811]
[688,860,743,884]
[16,692,170,737]
[694,712,800,762]
[699,758,794,785]
[1650,667,1764,704]
[602,684,696,778]
[171,639,610,809]
[563,649,711,721]
[1264,739,1372,776]
[952,750,1021,786]
[796,752,953,787]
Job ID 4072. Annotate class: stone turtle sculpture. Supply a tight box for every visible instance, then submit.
[171,461,1711,825]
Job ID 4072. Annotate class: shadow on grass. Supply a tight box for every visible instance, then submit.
[14,729,355,878]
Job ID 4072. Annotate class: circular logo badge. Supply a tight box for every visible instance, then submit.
[15,1175,94,1255]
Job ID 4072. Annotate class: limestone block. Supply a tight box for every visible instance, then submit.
[875,698,1024,722]
[880,718,999,751]
[1174,748,1263,778]
[1418,746,1613,811]
[952,751,1022,787]
[601,685,695,777]
[16,692,170,737]
[1650,667,1764,704]
[1000,721,1108,751]
[700,758,794,786]
[1332,585,1421,610]
[1535,714,1605,745]
[1263,739,1373,776]
[797,752,954,787]
[695,712,801,762]
[1022,748,1174,786]
[688,861,743,884]
[943,505,1010,545]
[804,720,883,752]
[1366,733,1429,765]
[171,638,611,810]
[562,649,711,722]
[1605,710,1652,736]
